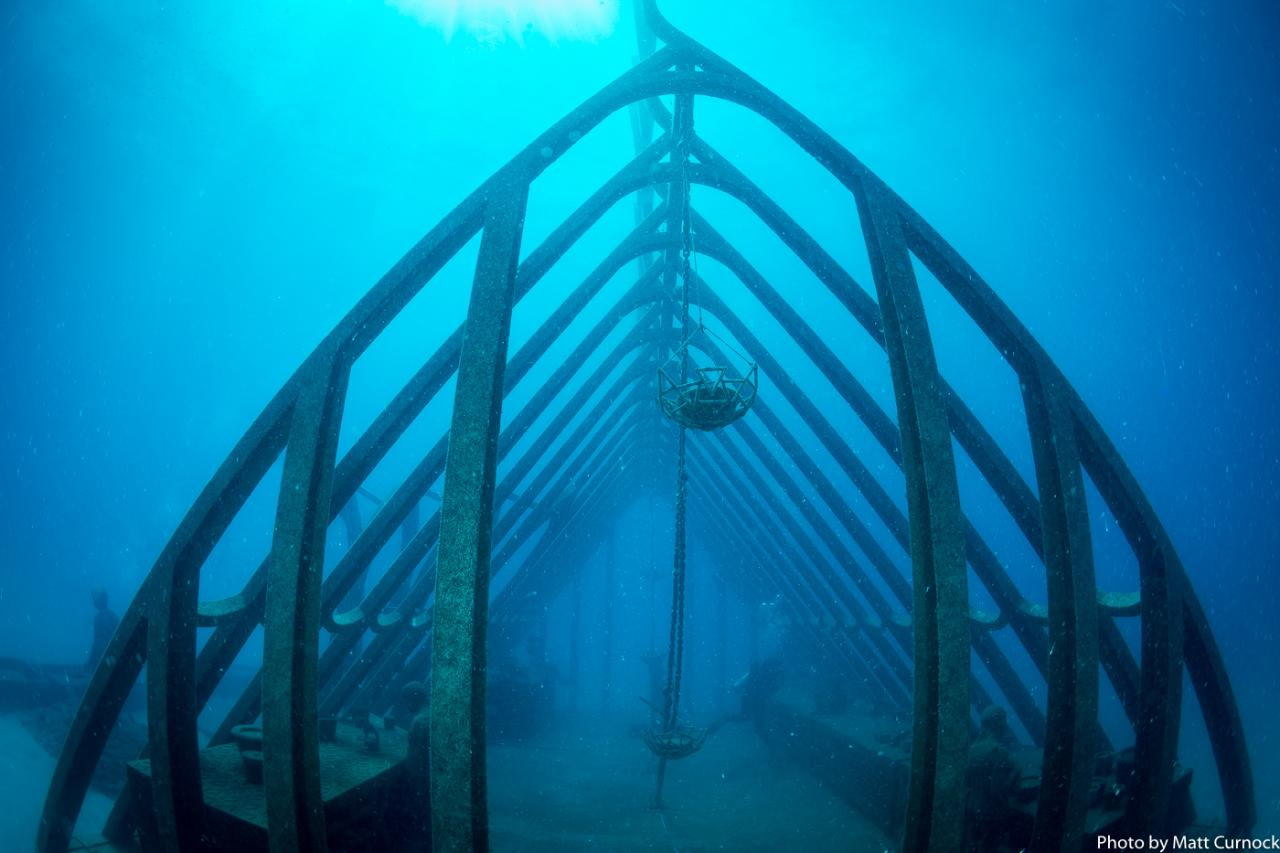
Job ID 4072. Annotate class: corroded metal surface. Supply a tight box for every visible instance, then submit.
[854,171,969,853]
[429,179,528,853]
[1022,360,1099,849]
[39,1,1253,850]
[262,356,351,853]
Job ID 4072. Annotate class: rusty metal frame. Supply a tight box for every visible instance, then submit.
[39,1,1252,850]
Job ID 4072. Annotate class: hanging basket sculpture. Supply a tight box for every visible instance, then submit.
[644,723,709,760]
[656,113,758,433]
[658,348,758,431]
[646,103,751,812]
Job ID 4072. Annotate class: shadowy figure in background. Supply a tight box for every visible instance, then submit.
[384,680,431,852]
[707,657,786,754]
[402,680,430,772]
[85,588,119,674]
[966,705,1020,852]
[732,658,786,721]
[686,653,783,768]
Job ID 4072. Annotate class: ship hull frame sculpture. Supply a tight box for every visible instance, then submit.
[38,2,1253,852]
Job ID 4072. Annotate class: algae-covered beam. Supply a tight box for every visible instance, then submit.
[211,247,664,744]
[430,177,529,853]
[1182,589,1255,833]
[854,171,969,853]
[314,326,661,713]
[42,383,296,852]
[689,282,1047,740]
[682,160,1136,745]
[371,434,657,716]
[1023,360,1099,851]
[899,190,1219,831]
[339,360,663,716]
[488,440,662,643]
[406,423,665,693]
[356,416,658,717]
[697,331,1045,733]
[191,151,671,752]
[262,350,351,853]
[683,225,1053,665]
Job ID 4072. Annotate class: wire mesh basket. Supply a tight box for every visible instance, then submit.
[644,724,710,760]
[658,363,757,431]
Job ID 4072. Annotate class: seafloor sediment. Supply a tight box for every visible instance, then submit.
[488,712,890,852]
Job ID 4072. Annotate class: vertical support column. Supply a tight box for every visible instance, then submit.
[1182,590,1254,833]
[1078,420,1185,836]
[429,176,528,853]
[652,426,688,810]
[263,351,351,853]
[853,173,969,853]
[136,402,296,853]
[39,603,148,853]
[1023,362,1099,851]
[1130,545,1184,836]
[147,568,209,852]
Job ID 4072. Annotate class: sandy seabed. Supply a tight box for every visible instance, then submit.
[0,710,891,851]
[0,713,113,851]
[488,713,891,852]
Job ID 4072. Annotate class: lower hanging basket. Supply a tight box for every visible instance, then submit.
[644,725,709,760]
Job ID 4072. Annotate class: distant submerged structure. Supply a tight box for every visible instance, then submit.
[39,1,1253,851]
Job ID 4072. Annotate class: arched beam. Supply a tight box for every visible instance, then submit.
[44,7,1251,847]
[430,178,530,853]
[367,409,664,715]
[690,304,1049,745]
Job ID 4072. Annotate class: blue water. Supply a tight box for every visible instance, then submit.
[1,0,1277,848]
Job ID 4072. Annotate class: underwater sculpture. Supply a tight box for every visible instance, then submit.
[965,706,1022,851]
[85,588,119,674]
[38,1,1253,851]
[654,107,757,434]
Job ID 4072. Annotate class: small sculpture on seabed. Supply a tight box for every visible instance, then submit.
[965,706,1021,852]
[348,707,381,752]
[401,680,430,773]
[385,680,431,852]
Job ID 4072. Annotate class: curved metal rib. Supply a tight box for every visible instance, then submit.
[41,6,1252,851]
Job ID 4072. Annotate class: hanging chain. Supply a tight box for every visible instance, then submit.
[660,98,695,735]
[662,427,688,731]
[677,112,695,384]
[680,105,707,334]
[657,107,704,378]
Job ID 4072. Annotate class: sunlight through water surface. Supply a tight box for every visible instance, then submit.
[388,0,618,43]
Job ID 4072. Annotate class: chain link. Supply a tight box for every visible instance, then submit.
[662,99,694,735]
[660,429,688,731]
